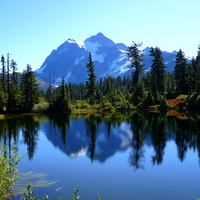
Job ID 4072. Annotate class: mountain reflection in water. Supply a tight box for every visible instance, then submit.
[1,111,200,199]
[1,111,200,167]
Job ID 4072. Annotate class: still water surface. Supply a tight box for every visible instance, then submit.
[1,111,200,200]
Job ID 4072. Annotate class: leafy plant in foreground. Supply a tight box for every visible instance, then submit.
[22,184,102,200]
[0,143,23,199]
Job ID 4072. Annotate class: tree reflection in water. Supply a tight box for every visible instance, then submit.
[1,111,200,169]
[128,112,146,170]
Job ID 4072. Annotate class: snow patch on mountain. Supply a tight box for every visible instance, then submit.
[65,72,72,81]
[67,39,85,48]
[118,61,131,74]
[58,48,68,55]
[54,72,72,85]
[75,56,85,65]
[84,41,104,63]
[110,54,126,69]
[109,53,130,75]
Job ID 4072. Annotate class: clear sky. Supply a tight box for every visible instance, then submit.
[1,0,200,72]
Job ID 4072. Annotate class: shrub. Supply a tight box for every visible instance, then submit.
[32,102,49,113]
[22,184,102,200]
[0,143,23,199]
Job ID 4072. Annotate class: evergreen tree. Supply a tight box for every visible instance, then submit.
[131,80,146,107]
[190,58,197,91]
[0,82,6,111]
[98,77,103,92]
[126,42,144,87]
[6,54,11,111]
[20,64,40,111]
[50,77,71,112]
[6,53,10,92]
[174,49,187,95]
[10,59,18,84]
[195,45,200,93]
[9,59,21,111]
[186,63,195,95]
[85,53,97,104]
[1,55,6,92]
[103,76,113,95]
[165,72,175,99]
[45,78,54,102]
[196,45,200,68]
[149,47,166,96]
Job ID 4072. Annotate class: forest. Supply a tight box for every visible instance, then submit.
[1,42,200,114]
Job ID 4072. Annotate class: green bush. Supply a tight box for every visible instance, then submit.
[32,102,49,113]
[22,184,102,200]
[0,143,23,199]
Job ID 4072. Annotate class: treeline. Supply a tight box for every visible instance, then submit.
[1,43,200,113]
[0,54,43,112]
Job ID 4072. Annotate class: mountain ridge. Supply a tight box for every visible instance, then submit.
[35,32,191,85]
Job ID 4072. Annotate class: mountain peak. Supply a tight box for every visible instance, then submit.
[67,38,76,42]
[84,32,115,47]
[96,32,106,38]
[35,33,192,85]
[171,50,177,55]
[65,38,84,48]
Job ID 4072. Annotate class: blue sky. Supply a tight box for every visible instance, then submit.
[1,0,200,72]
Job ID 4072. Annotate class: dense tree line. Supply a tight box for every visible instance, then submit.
[1,44,200,113]
[0,54,42,112]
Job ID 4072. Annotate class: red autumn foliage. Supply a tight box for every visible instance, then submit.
[167,110,185,117]
[167,99,185,107]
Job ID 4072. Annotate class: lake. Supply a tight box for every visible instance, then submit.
[1,111,200,200]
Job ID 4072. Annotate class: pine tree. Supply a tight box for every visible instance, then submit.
[186,63,195,95]
[9,59,21,111]
[20,64,40,111]
[45,77,54,102]
[190,58,197,91]
[149,47,166,96]
[1,55,6,92]
[174,49,187,95]
[165,72,175,98]
[6,53,11,111]
[0,82,6,111]
[50,77,71,112]
[103,76,113,95]
[195,45,200,94]
[85,53,97,104]
[131,80,146,107]
[6,53,10,93]
[126,42,144,88]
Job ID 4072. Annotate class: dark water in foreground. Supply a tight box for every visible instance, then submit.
[1,111,200,200]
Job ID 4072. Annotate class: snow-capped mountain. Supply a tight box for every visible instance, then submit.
[35,32,191,84]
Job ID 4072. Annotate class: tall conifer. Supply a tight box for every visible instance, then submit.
[126,42,144,88]
[20,64,40,111]
[85,53,97,104]
[9,59,21,111]
[149,47,166,96]
[1,55,6,92]
[174,49,187,95]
